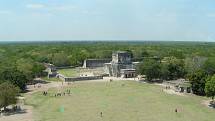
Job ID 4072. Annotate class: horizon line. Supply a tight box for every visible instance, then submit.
[0,40,214,43]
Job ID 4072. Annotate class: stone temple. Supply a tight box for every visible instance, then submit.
[104,51,139,78]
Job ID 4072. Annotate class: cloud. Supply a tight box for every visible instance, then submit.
[26,4,45,9]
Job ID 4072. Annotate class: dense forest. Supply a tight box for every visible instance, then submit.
[0,41,215,103]
[1,41,215,66]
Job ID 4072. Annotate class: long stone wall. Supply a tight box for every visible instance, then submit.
[83,59,111,68]
[58,74,103,82]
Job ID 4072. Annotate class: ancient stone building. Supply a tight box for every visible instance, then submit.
[44,63,57,78]
[104,51,139,78]
[83,59,112,68]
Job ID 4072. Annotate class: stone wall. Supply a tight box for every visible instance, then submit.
[83,59,111,68]
[58,74,103,82]
[112,51,132,64]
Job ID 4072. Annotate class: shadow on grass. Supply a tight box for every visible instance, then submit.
[28,79,51,85]
[139,79,163,84]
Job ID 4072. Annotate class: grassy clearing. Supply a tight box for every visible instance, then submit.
[26,81,215,121]
[41,77,62,82]
[58,69,79,77]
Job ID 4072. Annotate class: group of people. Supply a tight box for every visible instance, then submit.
[43,91,48,96]
[42,89,72,97]
[34,83,42,88]
[54,90,71,97]
[165,86,171,89]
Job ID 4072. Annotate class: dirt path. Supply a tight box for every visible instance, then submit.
[163,89,185,96]
[0,105,33,121]
[155,83,185,96]
[201,100,215,109]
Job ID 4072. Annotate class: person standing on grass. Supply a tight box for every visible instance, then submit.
[175,108,178,113]
[100,112,103,117]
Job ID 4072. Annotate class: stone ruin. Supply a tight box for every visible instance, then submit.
[82,59,112,68]
[44,63,57,78]
[82,51,139,78]
[104,51,139,78]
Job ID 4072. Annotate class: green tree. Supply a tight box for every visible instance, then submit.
[187,70,207,96]
[161,57,186,80]
[0,67,27,90]
[203,57,215,75]
[32,63,46,77]
[16,58,35,81]
[0,82,20,110]
[51,53,70,67]
[167,49,185,59]
[132,49,149,60]
[185,56,207,74]
[138,59,161,81]
[94,50,112,59]
[68,54,79,66]
[160,63,170,80]
[205,75,215,102]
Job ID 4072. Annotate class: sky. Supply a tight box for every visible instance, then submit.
[0,0,215,41]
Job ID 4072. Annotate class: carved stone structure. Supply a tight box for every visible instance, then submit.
[104,51,139,78]
[44,63,57,78]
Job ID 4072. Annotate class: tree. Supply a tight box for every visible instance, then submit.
[203,57,215,75]
[138,59,161,81]
[32,63,46,77]
[94,50,112,59]
[187,70,207,95]
[167,49,185,59]
[0,67,28,91]
[0,82,20,110]
[16,58,35,81]
[205,75,215,102]
[160,63,170,80]
[161,57,186,80]
[51,53,70,67]
[132,49,149,59]
[185,56,207,74]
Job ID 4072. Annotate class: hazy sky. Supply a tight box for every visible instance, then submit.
[0,0,214,41]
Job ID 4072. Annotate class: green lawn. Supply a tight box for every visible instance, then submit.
[58,68,79,77]
[41,77,62,82]
[26,81,215,121]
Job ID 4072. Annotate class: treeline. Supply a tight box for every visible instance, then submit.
[1,41,215,67]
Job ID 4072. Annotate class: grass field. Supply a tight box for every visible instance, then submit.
[57,68,104,77]
[41,77,62,82]
[58,69,79,77]
[26,81,215,121]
